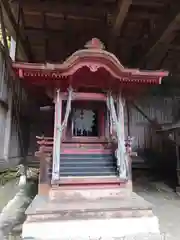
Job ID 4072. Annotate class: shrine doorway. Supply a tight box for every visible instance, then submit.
[60,100,116,178]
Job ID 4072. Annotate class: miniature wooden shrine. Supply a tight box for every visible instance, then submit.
[13,38,168,195]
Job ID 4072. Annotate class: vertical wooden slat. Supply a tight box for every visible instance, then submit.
[175,132,180,186]
[0,105,6,158]
[3,89,12,159]
[99,106,105,137]
[126,100,131,136]
[105,105,110,139]
[0,49,5,99]
[0,2,26,162]
[39,151,51,195]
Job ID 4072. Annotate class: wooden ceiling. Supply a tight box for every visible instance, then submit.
[3,0,180,74]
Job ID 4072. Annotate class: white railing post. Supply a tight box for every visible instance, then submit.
[52,89,62,181]
[52,87,73,182]
[106,92,128,179]
[117,92,127,178]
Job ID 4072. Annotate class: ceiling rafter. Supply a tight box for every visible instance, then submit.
[108,0,132,52]
[41,12,47,61]
[19,7,33,61]
[138,2,180,69]
[24,10,102,22]
[24,27,64,38]
[133,1,165,8]
[12,0,114,19]
[112,0,132,35]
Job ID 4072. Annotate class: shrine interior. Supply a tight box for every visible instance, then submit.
[3,0,180,189]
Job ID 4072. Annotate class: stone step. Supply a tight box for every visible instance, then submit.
[24,192,160,239]
[23,215,161,240]
[26,192,153,218]
[49,187,131,200]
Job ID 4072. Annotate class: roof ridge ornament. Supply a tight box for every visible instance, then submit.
[85,38,105,50]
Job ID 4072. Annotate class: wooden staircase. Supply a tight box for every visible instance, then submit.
[59,153,117,177]
[36,137,120,186]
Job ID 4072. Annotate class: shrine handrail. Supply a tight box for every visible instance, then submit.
[106,92,128,180]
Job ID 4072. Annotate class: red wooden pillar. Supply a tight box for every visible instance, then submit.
[99,107,105,137]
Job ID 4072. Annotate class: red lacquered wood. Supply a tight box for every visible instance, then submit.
[61,148,112,154]
[52,176,124,186]
[12,38,168,90]
[63,92,107,101]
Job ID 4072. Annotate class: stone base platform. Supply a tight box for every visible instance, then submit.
[22,187,161,239]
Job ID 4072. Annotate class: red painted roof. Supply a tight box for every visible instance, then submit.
[12,38,168,88]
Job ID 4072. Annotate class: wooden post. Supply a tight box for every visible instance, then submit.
[117,93,125,145]
[52,87,73,182]
[52,89,62,181]
[175,131,180,193]
[38,152,51,196]
[176,144,180,184]
[99,107,105,137]
[15,1,21,61]
[105,106,110,139]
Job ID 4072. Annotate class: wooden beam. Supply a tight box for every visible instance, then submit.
[130,101,156,126]
[24,27,64,39]
[138,3,180,69]
[129,12,159,20]
[19,7,33,61]
[12,0,114,18]
[108,0,131,52]
[112,0,132,36]
[157,121,180,132]
[141,23,178,69]
[25,11,102,22]
[169,44,180,51]
[43,13,49,61]
[14,2,20,60]
[0,2,9,54]
[133,1,164,8]
[25,27,63,33]
[0,0,32,60]
[61,92,106,101]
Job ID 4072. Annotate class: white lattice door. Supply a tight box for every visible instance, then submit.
[72,108,98,136]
